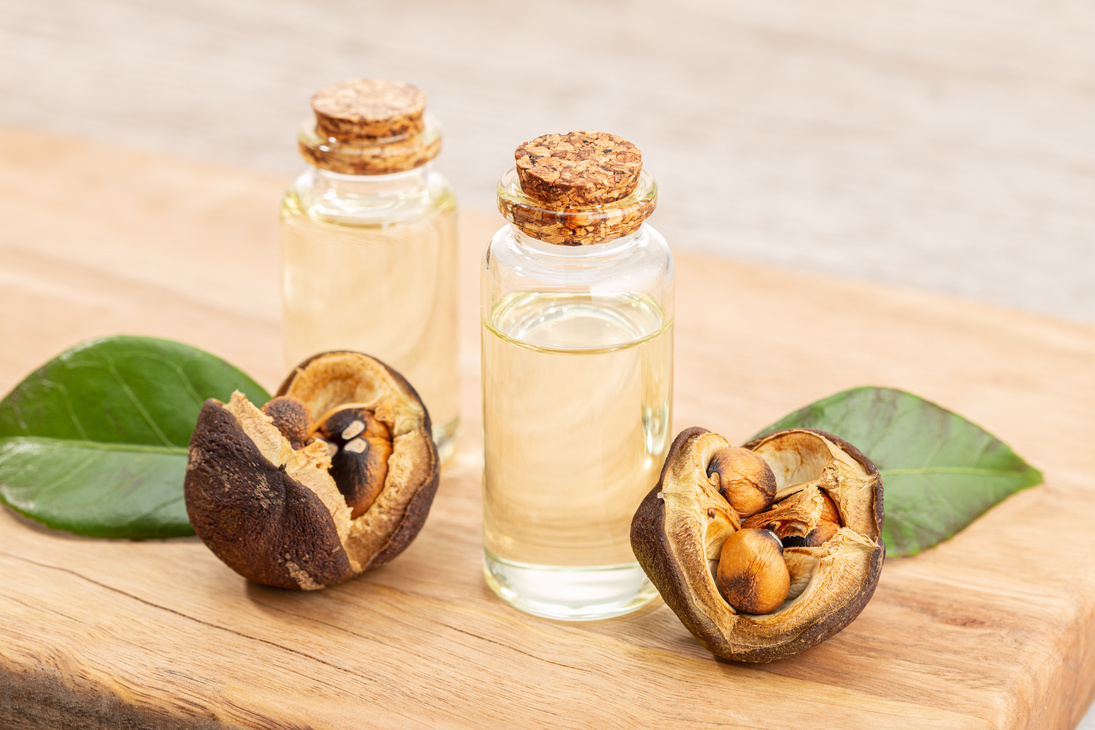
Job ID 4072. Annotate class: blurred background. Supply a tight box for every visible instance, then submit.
[2,0,1092,325]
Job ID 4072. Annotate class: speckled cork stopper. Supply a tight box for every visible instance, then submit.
[499,130,655,245]
[312,79,426,141]
[299,78,440,175]
[515,131,642,207]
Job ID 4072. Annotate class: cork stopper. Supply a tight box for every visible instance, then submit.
[499,131,656,245]
[312,79,426,141]
[515,131,642,207]
[298,79,440,175]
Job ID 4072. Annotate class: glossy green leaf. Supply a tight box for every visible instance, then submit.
[752,386,1042,556]
[0,336,269,538]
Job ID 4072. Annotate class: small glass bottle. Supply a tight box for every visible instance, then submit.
[281,79,459,462]
[481,131,674,620]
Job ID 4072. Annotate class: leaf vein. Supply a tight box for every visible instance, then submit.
[0,436,187,455]
[106,361,172,446]
[882,466,1021,476]
[50,379,91,440]
[172,361,206,406]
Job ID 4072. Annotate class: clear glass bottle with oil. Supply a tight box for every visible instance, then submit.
[281,79,459,461]
[482,131,674,620]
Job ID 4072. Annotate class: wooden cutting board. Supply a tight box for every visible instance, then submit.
[2,128,1094,729]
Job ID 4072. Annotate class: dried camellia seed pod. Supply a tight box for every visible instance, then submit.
[631,427,884,663]
[185,351,439,590]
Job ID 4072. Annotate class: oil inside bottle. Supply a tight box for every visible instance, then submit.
[281,186,459,461]
[481,290,672,620]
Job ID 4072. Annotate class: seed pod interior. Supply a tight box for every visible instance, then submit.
[631,427,884,663]
[314,406,393,519]
[185,351,439,590]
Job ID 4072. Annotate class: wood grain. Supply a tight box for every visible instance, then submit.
[1,129,1095,728]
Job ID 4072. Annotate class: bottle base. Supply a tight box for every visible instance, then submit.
[483,550,659,621]
[433,419,459,465]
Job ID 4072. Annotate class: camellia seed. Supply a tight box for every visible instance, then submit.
[314,404,394,518]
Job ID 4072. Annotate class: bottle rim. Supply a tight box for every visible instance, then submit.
[496,167,657,246]
[298,114,442,176]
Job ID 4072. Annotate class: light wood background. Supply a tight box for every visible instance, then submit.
[2,129,1095,729]
[0,0,1092,325]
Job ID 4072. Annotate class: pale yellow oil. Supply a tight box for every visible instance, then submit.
[281,192,460,460]
[482,291,673,581]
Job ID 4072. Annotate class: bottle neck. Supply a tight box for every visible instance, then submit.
[489,221,671,295]
[505,223,647,262]
[309,163,432,197]
[292,163,438,222]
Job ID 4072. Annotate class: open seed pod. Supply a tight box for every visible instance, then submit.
[631,427,883,662]
[185,351,440,590]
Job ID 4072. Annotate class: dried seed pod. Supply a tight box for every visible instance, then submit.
[631,427,883,663]
[185,351,439,590]
[706,446,777,518]
[715,528,790,614]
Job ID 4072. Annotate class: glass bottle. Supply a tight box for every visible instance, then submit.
[481,131,674,620]
[280,79,459,462]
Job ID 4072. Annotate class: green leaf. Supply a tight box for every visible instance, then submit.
[752,386,1043,557]
[0,336,269,538]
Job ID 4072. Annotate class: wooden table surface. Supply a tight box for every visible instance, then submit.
[2,129,1095,728]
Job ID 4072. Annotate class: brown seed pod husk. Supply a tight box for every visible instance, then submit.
[630,427,884,663]
[185,351,439,590]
